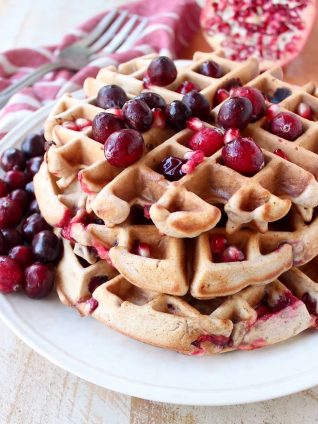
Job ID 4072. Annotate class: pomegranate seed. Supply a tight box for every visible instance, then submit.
[0,256,24,294]
[274,149,289,160]
[230,86,265,121]
[224,128,240,144]
[269,112,303,141]
[198,60,223,78]
[189,127,224,156]
[96,85,128,110]
[75,118,92,130]
[152,108,166,128]
[184,150,205,164]
[221,246,245,262]
[143,205,151,219]
[105,108,124,118]
[146,56,177,86]
[217,97,253,130]
[215,88,230,104]
[92,112,126,144]
[266,104,281,121]
[186,117,204,131]
[104,129,144,167]
[222,136,265,175]
[181,159,197,174]
[296,102,314,120]
[210,234,227,254]
[135,242,151,258]
[84,298,99,314]
[176,81,200,95]
[62,121,79,131]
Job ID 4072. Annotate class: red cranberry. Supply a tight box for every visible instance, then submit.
[32,230,61,263]
[1,228,23,247]
[182,91,210,121]
[96,84,128,109]
[0,256,24,294]
[104,129,144,167]
[29,199,40,214]
[0,148,26,171]
[217,97,253,130]
[230,86,265,121]
[157,156,186,181]
[0,179,9,197]
[269,112,303,141]
[165,101,192,130]
[222,137,265,175]
[210,234,227,254]
[221,246,245,262]
[177,81,200,95]
[146,56,177,86]
[269,88,291,104]
[10,189,29,211]
[21,133,45,158]
[9,246,34,269]
[4,170,29,190]
[198,60,223,78]
[26,156,43,176]
[189,127,224,156]
[0,197,23,229]
[274,149,289,160]
[152,108,166,128]
[22,213,51,242]
[296,102,314,120]
[122,99,153,132]
[88,276,108,293]
[0,231,9,255]
[24,263,54,299]
[215,88,230,104]
[92,112,126,144]
[135,92,166,110]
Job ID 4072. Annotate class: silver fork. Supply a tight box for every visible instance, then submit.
[0,10,148,108]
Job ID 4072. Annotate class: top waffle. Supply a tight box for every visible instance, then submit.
[41,51,318,240]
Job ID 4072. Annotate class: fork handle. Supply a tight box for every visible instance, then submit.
[0,61,63,108]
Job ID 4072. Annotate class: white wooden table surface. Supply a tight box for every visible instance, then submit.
[0,1,318,423]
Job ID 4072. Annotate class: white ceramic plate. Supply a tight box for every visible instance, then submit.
[1,86,318,406]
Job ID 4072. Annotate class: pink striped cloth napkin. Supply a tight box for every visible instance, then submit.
[0,0,201,140]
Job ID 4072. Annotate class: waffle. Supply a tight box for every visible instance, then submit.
[55,237,316,355]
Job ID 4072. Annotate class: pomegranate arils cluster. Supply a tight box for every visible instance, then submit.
[176,81,200,95]
[182,150,205,174]
[62,118,92,132]
[209,235,245,263]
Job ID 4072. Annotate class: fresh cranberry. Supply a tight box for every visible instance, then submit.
[0,148,26,171]
[29,199,40,214]
[157,156,186,181]
[4,170,29,190]
[146,56,177,86]
[230,86,265,121]
[183,91,210,121]
[215,88,230,104]
[22,213,51,242]
[135,92,166,110]
[269,88,291,104]
[122,99,153,132]
[165,101,192,130]
[26,156,43,176]
[152,108,166,128]
[177,81,200,95]
[32,230,61,263]
[0,179,9,197]
[269,112,303,141]
[25,181,35,198]
[21,133,46,158]
[296,102,314,120]
[221,246,245,262]
[24,263,54,299]
[1,228,23,247]
[92,112,126,144]
[96,84,128,109]
[0,256,24,294]
[198,60,223,78]
[188,127,224,156]
[217,97,253,130]
[104,129,144,167]
[88,276,108,293]
[0,197,23,229]
[222,137,265,175]
[274,149,289,160]
[210,234,227,254]
[10,189,29,211]
[9,246,34,269]
[0,232,9,255]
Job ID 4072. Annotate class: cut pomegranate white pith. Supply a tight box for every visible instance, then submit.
[200,0,316,70]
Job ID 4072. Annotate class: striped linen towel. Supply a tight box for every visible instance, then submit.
[0,0,201,140]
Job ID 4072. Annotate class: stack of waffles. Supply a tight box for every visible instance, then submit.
[34,52,318,355]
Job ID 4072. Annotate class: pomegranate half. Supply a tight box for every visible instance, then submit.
[200,0,317,70]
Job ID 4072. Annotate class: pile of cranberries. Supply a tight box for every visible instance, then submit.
[0,133,61,299]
